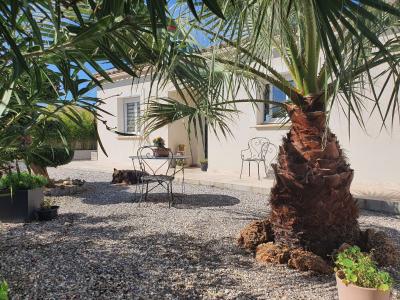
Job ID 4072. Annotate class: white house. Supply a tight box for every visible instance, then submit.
[96,57,400,188]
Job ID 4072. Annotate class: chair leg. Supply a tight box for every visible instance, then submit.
[257,162,260,180]
[248,161,251,177]
[144,182,149,202]
[264,161,269,177]
[240,160,244,179]
[169,181,174,208]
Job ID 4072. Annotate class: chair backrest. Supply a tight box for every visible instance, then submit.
[247,137,273,160]
[137,146,174,176]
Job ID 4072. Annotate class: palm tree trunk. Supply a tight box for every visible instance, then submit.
[269,103,360,257]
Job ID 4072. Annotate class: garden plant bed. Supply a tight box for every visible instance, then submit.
[0,167,398,299]
[44,178,86,197]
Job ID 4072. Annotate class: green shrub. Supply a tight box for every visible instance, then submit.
[30,146,74,168]
[335,246,393,292]
[59,109,97,150]
[0,172,48,192]
[0,280,8,300]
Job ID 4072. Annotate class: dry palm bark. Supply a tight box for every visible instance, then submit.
[270,97,360,257]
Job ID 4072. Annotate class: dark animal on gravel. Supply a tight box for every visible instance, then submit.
[111,169,148,185]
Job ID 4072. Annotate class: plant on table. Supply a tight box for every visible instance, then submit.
[153,137,166,148]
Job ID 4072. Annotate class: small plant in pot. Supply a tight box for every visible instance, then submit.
[152,137,170,157]
[37,198,59,221]
[335,245,393,300]
[200,159,208,172]
[0,172,47,222]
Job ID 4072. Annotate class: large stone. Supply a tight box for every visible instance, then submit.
[237,220,274,252]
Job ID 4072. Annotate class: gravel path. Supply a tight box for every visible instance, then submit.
[0,167,399,299]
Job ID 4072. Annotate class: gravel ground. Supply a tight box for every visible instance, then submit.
[0,167,399,300]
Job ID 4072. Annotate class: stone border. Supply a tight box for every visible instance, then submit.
[175,178,400,215]
[356,197,400,215]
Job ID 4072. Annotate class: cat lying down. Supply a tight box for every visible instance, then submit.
[111,169,148,185]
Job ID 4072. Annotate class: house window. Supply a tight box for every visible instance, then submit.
[124,100,140,133]
[263,81,293,123]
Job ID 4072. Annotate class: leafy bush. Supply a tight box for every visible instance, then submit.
[59,109,97,150]
[0,280,8,300]
[30,146,74,168]
[0,172,48,191]
[335,246,393,292]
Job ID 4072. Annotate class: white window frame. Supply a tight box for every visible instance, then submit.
[123,97,141,134]
[263,82,292,124]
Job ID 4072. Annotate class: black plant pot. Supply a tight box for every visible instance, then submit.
[37,206,59,221]
[0,187,43,222]
[200,163,208,172]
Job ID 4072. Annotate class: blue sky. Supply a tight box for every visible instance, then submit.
[69,2,210,100]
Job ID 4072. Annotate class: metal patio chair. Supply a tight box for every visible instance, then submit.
[136,145,176,207]
[240,137,278,180]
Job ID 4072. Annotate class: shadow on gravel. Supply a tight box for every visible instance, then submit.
[77,182,241,208]
[145,193,240,208]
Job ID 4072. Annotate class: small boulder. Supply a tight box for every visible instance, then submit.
[237,219,274,252]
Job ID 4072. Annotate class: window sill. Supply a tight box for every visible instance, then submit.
[251,123,291,130]
[116,135,144,140]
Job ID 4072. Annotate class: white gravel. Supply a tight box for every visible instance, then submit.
[0,167,399,299]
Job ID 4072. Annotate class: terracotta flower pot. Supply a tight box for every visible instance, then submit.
[152,147,170,157]
[336,274,391,300]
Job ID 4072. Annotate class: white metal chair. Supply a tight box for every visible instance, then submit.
[240,137,277,180]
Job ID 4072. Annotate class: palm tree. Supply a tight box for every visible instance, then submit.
[0,0,223,163]
[145,0,400,260]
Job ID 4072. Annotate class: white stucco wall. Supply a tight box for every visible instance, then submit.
[207,60,400,186]
[97,59,400,187]
[96,74,204,167]
[97,75,169,165]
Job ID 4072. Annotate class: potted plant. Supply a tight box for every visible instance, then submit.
[152,137,170,157]
[37,198,59,221]
[0,172,47,222]
[200,159,208,172]
[335,245,393,300]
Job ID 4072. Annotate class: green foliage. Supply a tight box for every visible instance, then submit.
[0,172,48,192]
[200,159,208,164]
[153,137,166,148]
[335,246,393,292]
[59,109,97,150]
[29,147,74,168]
[144,0,400,141]
[0,280,8,300]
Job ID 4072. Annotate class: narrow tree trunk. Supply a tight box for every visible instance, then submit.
[269,104,360,257]
[30,163,50,181]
